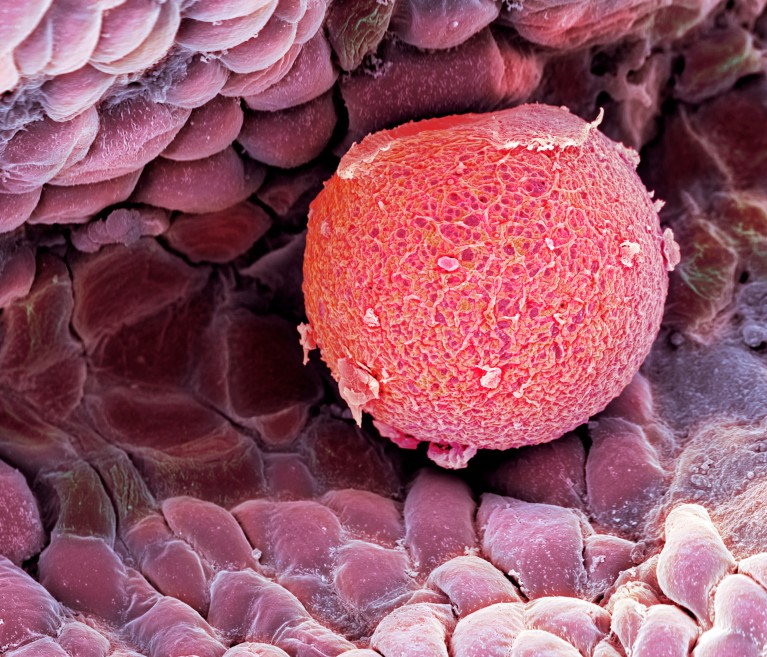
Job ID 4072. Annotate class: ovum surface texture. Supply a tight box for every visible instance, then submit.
[303,105,674,455]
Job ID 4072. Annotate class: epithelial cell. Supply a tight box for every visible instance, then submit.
[0,109,99,194]
[132,147,265,214]
[428,556,523,618]
[194,311,323,430]
[30,171,141,225]
[0,245,35,307]
[269,500,344,575]
[340,31,506,147]
[243,32,337,112]
[57,621,111,657]
[510,629,583,657]
[5,637,71,657]
[91,0,162,64]
[479,494,588,599]
[176,1,278,52]
[262,452,316,498]
[405,470,477,574]
[0,189,42,233]
[38,534,130,622]
[333,540,416,624]
[208,568,354,653]
[371,603,455,657]
[294,0,326,43]
[220,15,298,75]
[624,604,699,657]
[165,201,271,264]
[70,238,203,347]
[390,0,500,50]
[238,91,336,168]
[185,0,276,23]
[0,460,44,564]
[585,417,666,535]
[40,65,115,122]
[164,57,230,109]
[582,535,636,600]
[485,433,586,509]
[0,558,61,652]
[321,489,403,547]
[125,596,226,657]
[52,100,190,186]
[525,598,611,656]
[325,0,395,71]
[91,0,180,76]
[0,255,86,418]
[223,644,290,657]
[162,96,244,162]
[663,216,739,340]
[657,505,736,625]
[451,603,524,657]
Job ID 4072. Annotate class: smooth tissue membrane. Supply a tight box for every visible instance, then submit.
[302,104,679,467]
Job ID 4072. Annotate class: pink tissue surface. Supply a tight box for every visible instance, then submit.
[1,1,767,656]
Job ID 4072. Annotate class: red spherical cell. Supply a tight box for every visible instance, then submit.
[301,104,679,468]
